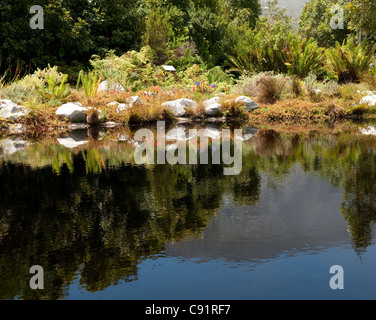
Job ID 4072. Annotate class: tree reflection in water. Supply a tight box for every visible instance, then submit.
[0,124,375,299]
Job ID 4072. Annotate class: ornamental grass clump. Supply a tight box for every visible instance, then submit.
[255,75,287,104]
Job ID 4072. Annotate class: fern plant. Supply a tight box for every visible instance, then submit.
[326,38,376,83]
[207,66,233,85]
[77,70,102,99]
[38,74,71,102]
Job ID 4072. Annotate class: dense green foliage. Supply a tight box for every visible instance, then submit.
[0,0,261,75]
[1,0,376,107]
[298,0,350,46]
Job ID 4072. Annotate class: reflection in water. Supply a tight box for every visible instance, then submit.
[0,123,376,299]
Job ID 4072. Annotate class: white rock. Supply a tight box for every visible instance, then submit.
[56,103,88,122]
[166,143,179,152]
[360,94,376,106]
[114,96,143,113]
[204,96,222,105]
[127,96,143,106]
[107,101,120,106]
[234,96,259,111]
[161,98,197,117]
[360,126,376,135]
[188,127,221,140]
[0,99,28,120]
[97,80,125,93]
[101,121,118,128]
[116,103,128,113]
[204,97,222,116]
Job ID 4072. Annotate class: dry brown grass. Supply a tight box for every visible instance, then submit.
[221,99,249,120]
[19,103,69,133]
[185,101,206,119]
[255,75,287,104]
[249,98,335,123]
[124,104,175,124]
[65,91,132,107]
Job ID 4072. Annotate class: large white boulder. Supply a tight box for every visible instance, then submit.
[235,96,259,111]
[97,80,125,93]
[0,99,28,120]
[56,102,88,122]
[360,94,376,106]
[161,98,197,117]
[203,97,222,116]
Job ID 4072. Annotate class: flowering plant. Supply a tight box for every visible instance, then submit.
[193,79,216,93]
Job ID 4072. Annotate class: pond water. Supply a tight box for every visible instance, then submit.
[1,122,376,300]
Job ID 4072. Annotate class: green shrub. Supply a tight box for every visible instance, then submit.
[319,80,339,97]
[326,38,376,83]
[90,46,164,91]
[338,83,365,101]
[0,65,67,103]
[38,74,71,103]
[284,35,325,78]
[304,73,318,95]
[206,66,234,87]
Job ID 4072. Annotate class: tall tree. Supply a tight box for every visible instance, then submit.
[299,0,350,47]
[347,0,376,41]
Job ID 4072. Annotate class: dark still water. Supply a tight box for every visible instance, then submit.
[1,122,376,300]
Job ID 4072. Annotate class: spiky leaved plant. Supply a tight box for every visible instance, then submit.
[77,70,102,99]
[326,38,376,83]
[38,74,71,102]
[284,35,325,79]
